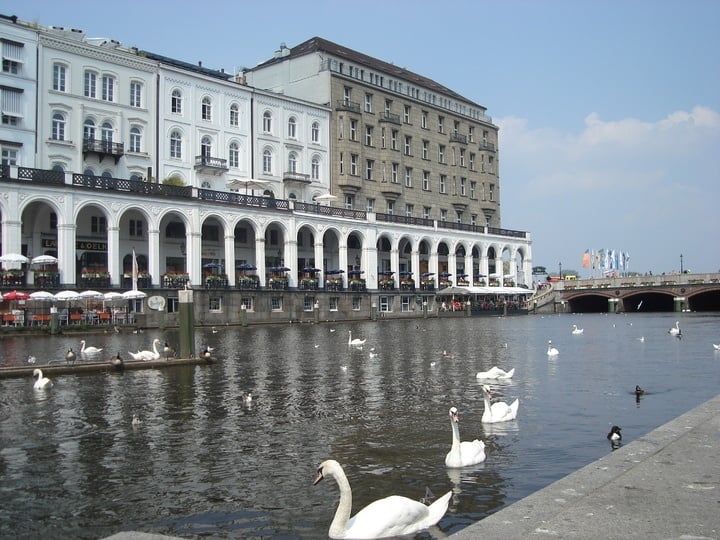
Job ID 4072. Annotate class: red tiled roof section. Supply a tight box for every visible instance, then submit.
[252,36,485,110]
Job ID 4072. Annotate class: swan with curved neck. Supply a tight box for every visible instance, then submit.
[571,324,584,335]
[481,384,519,423]
[348,331,366,347]
[547,340,559,356]
[668,321,681,336]
[476,366,515,380]
[80,340,103,356]
[445,407,486,468]
[128,339,161,361]
[313,459,451,539]
[33,368,53,390]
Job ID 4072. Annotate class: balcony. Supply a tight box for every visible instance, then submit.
[480,140,496,152]
[335,99,361,113]
[337,175,362,193]
[283,171,311,184]
[380,182,402,199]
[82,138,125,164]
[379,111,401,125]
[194,155,229,175]
[449,133,467,145]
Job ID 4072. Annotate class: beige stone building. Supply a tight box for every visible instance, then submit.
[244,37,501,229]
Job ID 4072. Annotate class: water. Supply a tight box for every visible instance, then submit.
[1,313,719,539]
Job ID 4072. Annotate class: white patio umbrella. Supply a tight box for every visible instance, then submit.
[103,291,124,302]
[122,290,147,300]
[31,255,58,266]
[0,253,29,269]
[313,193,337,205]
[29,291,56,301]
[226,178,270,195]
[54,290,81,302]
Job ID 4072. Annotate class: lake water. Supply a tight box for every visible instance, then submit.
[1,313,719,539]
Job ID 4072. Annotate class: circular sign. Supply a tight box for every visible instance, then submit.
[147,295,166,311]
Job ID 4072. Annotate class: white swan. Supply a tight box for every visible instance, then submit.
[713,343,720,351]
[481,384,519,423]
[80,339,103,356]
[313,459,452,539]
[476,366,515,380]
[571,324,584,335]
[128,338,161,361]
[668,321,681,336]
[445,407,486,468]
[547,340,559,356]
[348,331,366,347]
[33,368,53,390]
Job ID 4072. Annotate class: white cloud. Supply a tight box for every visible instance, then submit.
[498,107,720,273]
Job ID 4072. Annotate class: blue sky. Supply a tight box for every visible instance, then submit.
[10,0,720,274]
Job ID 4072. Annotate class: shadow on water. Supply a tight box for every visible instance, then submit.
[0,313,719,538]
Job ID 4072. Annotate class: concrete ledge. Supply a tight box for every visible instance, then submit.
[451,394,720,539]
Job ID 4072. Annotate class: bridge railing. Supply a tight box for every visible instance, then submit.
[555,273,720,290]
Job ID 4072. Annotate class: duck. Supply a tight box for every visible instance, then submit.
[241,392,253,406]
[476,366,515,380]
[128,338,161,361]
[33,368,53,390]
[80,339,103,356]
[348,331,366,347]
[634,385,645,397]
[445,407,486,468]
[547,340,559,356]
[481,384,519,423]
[313,459,452,539]
[201,346,213,362]
[110,353,124,371]
[668,321,681,336]
[571,324,584,335]
[131,414,142,427]
[607,425,622,442]
[65,348,76,364]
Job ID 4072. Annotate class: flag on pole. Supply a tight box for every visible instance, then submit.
[132,248,138,291]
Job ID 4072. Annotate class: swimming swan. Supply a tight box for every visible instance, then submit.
[445,407,486,468]
[547,340,559,356]
[481,384,519,423]
[128,338,161,361]
[33,368,53,390]
[668,321,681,336]
[80,340,103,356]
[713,343,720,351]
[348,331,366,347]
[571,324,584,335]
[476,366,515,380]
[313,459,451,539]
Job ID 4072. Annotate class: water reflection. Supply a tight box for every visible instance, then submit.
[0,313,719,538]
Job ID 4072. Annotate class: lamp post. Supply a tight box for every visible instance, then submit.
[559,262,563,280]
[680,254,684,274]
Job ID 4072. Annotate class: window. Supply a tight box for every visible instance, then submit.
[440,174,447,194]
[404,136,411,156]
[401,296,412,312]
[469,153,475,171]
[170,130,182,158]
[263,111,272,133]
[438,116,444,133]
[241,297,253,311]
[209,297,222,312]
[366,198,375,212]
[387,201,394,215]
[364,125,373,146]
[129,219,144,237]
[84,71,97,98]
[271,297,283,311]
[311,157,319,180]
[52,112,66,140]
[171,89,182,114]
[343,86,351,104]
[489,184,495,201]
[421,110,428,129]
[311,121,320,143]
[339,152,344,174]
[421,140,429,160]
[201,136,212,161]
[91,215,107,234]
[287,116,297,138]
[440,209,447,222]
[438,144,445,163]
[350,119,357,141]
[201,96,212,121]
[350,154,358,175]
[303,297,315,312]
[391,163,399,183]
[83,118,96,141]
[381,127,386,148]
[101,122,113,146]
[2,40,23,74]
[489,156,495,174]
[101,75,115,102]
[365,159,373,180]
[405,204,413,217]
[130,81,142,108]
[404,167,412,188]
[338,118,344,139]
[470,181,476,199]
[468,126,475,143]
[229,104,239,126]
[391,129,398,150]
[288,151,298,173]
[329,297,339,311]
[471,214,477,226]
[1,146,18,166]
[53,63,66,92]
[129,126,142,152]
[344,194,354,210]
[423,171,430,191]
[459,148,465,167]
[423,206,430,220]
[352,296,361,311]
[456,211,463,224]
[263,148,272,173]
[403,105,411,123]
[453,120,460,135]
[229,142,239,168]
[460,177,466,196]
[379,295,391,312]
[2,59,19,74]
[364,93,372,113]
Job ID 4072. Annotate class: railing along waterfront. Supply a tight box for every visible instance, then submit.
[5,166,528,241]
[554,273,720,291]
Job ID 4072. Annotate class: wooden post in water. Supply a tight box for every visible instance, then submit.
[50,305,59,335]
[178,289,195,358]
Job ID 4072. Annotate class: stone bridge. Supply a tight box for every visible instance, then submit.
[533,273,720,313]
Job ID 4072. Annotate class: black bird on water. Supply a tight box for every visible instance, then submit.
[110,352,124,371]
[65,348,76,364]
[607,425,622,449]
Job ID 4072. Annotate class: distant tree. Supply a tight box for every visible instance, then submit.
[163,175,185,186]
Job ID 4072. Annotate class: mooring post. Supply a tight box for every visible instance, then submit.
[178,289,195,358]
[240,304,248,327]
[50,305,59,335]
